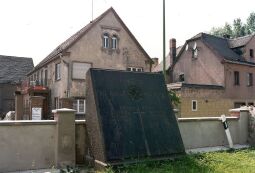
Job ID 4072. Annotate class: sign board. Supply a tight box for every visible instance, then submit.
[32,107,42,120]
[72,62,91,79]
[85,69,185,165]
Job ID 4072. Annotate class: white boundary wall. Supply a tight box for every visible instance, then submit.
[178,110,249,149]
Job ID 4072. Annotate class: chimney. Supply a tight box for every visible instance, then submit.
[170,38,176,64]
[151,57,159,68]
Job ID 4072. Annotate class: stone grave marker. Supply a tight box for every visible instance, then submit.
[85,68,185,166]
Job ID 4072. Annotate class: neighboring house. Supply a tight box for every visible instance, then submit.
[0,55,34,118]
[25,7,153,119]
[154,33,255,117]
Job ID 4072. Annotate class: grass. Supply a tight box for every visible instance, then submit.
[99,147,255,173]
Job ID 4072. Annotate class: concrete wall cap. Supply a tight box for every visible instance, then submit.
[229,106,250,112]
[52,108,76,113]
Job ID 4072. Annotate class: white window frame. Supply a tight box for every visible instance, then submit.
[55,97,59,109]
[247,73,253,86]
[103,33,109,48]
[55,63,61,80]
[74,99,86,114]
[112,36,117,49]
[192,100,197,111]
[127,67,143,72]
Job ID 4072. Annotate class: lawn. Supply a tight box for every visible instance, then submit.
[100,147,255,173]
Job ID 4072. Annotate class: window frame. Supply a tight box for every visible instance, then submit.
[247,73,253,86]
[179,73,185,82]
[112,35,118,49]
[234,71,240,85]
[55,63,61,81]
[127,67,143,72]
[192,100,197,111]
[73,99,86,114]
[103,33,109,48]
[250,49,254,58]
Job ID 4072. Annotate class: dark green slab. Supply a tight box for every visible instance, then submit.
[87,68,184,162]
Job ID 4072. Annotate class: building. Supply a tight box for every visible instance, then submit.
[25,7,153,119]
[0,55,34,119]
[154,33,255,117]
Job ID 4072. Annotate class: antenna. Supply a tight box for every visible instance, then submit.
[91,0,94,21]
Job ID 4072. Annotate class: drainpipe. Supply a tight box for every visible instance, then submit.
[60,54,71,98]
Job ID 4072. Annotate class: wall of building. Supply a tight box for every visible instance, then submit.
[242,36,255,63]
[0,84,16,117]
[28,10,151,111]
[224,62,255,100]
[175,87,232,117]
[173,39,225,86]
[178,111,248,149]
[0,119,86,172]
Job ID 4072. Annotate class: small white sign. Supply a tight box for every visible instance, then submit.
[32,107,42,120]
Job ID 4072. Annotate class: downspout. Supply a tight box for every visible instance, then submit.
[60,53,71,98]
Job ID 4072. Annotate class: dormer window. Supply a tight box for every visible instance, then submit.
[112,35,118,49]
[192,49,198,59]
[103,33,109,48]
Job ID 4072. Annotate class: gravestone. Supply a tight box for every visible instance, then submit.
[86,68,185,166]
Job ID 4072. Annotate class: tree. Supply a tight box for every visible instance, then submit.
[233,18,246,37]
[210,23,233,38]
[247,12,255,34]
[210,12,255,38]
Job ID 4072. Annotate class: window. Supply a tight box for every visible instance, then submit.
[72,62,91,80]
[179,73,185,82]
[103,33,109,48]
[250,49,254,58]
[112,35,118,49]
[234,71,240,85]
[55,63,61,80]
[40,70,43,85]
[247,73,253,86]
[192,49,198,59]
[54,97,59,109]
[44,69,48,86]
[234,102,246,108]
[127,67,143,72]
[192,100,197,111]
[73,99,85,114]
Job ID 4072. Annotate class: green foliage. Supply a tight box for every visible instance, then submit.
[168,90,181,107]
[210,12,255,38]
[60,165,80,173]
[102,148,255,173]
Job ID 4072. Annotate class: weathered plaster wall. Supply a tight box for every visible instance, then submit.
[173,40,225,86]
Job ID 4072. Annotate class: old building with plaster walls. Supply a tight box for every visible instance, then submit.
[25,7,152,119]
[154,33,255,117]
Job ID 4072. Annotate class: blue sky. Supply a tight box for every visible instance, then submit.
[0,0,254,65]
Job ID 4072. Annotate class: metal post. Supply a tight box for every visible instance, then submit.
[163,0,166,80]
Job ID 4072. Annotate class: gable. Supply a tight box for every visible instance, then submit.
[31,7,152,74]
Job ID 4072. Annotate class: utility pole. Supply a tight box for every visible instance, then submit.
[163,0,166,80]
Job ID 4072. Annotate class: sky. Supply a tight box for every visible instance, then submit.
[0,0,255,66]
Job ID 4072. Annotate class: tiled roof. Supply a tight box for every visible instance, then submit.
[201,33,244,61]
[31,7,152,73]
[0,55,34,84]
[154,32,255,72]
[153,46,183,72]
[228,34,255,48]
